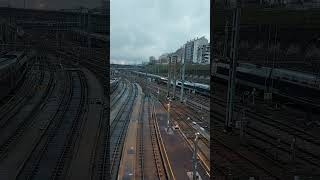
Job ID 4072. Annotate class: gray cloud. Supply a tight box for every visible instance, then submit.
[111,0,210,64]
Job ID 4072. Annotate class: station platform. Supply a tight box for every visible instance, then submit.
[153,97,210,180]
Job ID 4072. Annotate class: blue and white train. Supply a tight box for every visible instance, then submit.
[131,71,210,96]
[213,62,320,107]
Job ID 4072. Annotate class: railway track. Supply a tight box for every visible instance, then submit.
[0,61,44,125]
[137,95,145,179]
[0,60,55,162]
[145,78,210,109]
[212,134,283,178]
[110,81,127,109]
[110,80,119,94]
[214,96,320,154]
[0,56,33,106]
[95,82,137,180]
[51,71,88,179]
[168,106,211,174]
[110,83,137,179]
[149,88,211,176]
[137,95,167,179]
[176,104,210,131]
[212,95,320,176]
[111,80,122,97]
[16,70,88,179]
[146,83,210,132]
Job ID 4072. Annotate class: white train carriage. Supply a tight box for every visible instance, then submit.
[213,62,320,105]
[132,71,210,96]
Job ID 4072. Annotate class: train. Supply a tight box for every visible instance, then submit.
[110,78,119,93]
[131,71,210,96]
[212,62,320,107]
[0,51,30,100]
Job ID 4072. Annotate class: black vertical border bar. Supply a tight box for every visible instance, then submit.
[105,0,111,179]
[210,0,215,179]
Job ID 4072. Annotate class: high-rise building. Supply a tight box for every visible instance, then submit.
[175,47,184,63]
[149,56,157,64]
[184,41,194,64]
[197,43,210,64]
[158,53,169,64]
[184,36,208,64]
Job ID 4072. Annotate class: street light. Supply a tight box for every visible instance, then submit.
[193,132,200,180]
[157,88,160,100]
[167,100,171,131]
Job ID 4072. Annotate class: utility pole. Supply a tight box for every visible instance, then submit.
[180,45,186,102]
[172,55,177,100]
[167,100,172,132]
[225,7,240,130]
[223,21,229,62]
[145,66,148,96]
[86,9,91,48]
[167,55,171,97]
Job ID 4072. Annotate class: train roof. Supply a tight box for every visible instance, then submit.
[273,68,316,81]
[219,62,318,80]
[217,62,319,87]
[132,70,210,90]
[194,83,210,90]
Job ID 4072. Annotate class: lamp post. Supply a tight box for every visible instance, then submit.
[167,56,171,98]
[157,87,160,100]
[180,45,186,102]
[193,132,200,180]
[167,99,171,131]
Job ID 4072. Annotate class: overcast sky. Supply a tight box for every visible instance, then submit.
[111,0,210,65]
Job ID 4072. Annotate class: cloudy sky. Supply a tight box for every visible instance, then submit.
[111,0,210,65]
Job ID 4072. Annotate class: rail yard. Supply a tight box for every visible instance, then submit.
[212,5,320,180]
[110,69,211,180]
[2,2,320,180]
[0,7,110,180]
[0,6,213,180]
